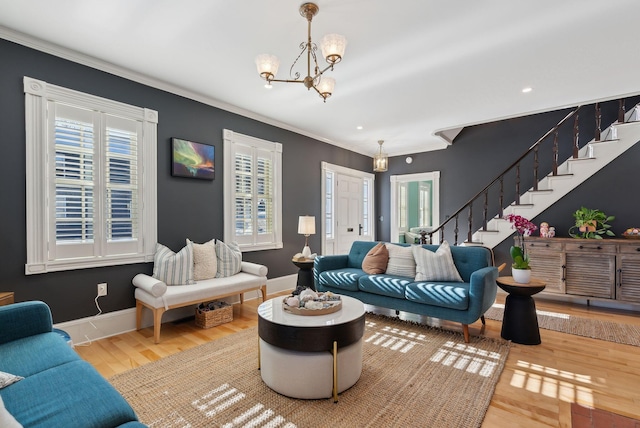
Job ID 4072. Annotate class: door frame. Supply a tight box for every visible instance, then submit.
[321,162,375,255]
[390,171,440,244]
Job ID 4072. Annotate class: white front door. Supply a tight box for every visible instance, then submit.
[336,174,364,255]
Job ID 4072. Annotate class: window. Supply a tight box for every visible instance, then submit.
[24,77,157,274]
[324,171,334,239]
[223,129,282,251]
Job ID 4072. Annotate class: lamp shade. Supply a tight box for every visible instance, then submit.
[320,33,347,64]
[255,54,280,80]
[316,77,335,99]
[373,140,388,172]
[298,215,316,235]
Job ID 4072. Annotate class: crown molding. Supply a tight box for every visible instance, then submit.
[0,25,373,158]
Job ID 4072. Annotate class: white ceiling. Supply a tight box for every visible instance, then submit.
[1,0,639,157]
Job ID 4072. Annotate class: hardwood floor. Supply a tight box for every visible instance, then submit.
[75,292,640,427]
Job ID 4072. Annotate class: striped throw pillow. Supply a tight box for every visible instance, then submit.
[384,243,416,278]
[152,242,195,286]
[412,241,463,282]
[215,240,242,277]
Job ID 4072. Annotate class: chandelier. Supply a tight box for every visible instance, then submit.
[373,140,388,172]
[255,2,347,102]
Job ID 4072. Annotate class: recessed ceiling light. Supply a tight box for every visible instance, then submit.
[356,126,363,130]
[522,87,532,93]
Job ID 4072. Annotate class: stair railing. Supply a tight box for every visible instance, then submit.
[427,97,633,246]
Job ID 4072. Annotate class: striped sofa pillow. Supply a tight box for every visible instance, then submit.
[384,243,416,278]
[412,241,463,282]
[152,242,195,286]
[215,240,242,277]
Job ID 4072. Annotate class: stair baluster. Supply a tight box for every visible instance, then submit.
[595,102,601,141]
[533,146,539,191]
[552,131,559,176]
[619,99,625,123]
[572,114,580,159]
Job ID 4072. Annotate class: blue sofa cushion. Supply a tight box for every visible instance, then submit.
[0,333,80,378]
[1,360,139,428]
[358,274,412,299]
[317,268,365,291]
[405,281,471,310]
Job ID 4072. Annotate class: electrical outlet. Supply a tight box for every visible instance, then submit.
[97,283,107,297]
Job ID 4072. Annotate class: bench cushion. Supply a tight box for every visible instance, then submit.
[135,272,266,308]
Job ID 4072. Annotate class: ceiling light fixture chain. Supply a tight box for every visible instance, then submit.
[255,2,346,102]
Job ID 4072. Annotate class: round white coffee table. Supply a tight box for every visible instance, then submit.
[257,295,365,401]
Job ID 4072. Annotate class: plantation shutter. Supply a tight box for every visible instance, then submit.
[232,145,276,246]
[49,103,142,261]
[104,114,143,256]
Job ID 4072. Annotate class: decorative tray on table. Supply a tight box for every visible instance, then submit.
[282,289,342,316]
[623,228,640,239]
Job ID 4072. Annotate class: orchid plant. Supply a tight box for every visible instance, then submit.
[505,214,538,270]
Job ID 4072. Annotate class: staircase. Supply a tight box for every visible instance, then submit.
[429,100,640,248]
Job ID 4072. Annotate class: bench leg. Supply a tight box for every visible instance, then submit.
[260,284,267,301]
[462,324,470,343]
[240,293,244,304]
[153,307,165,344]
[481,315,486,325]
[135,301,143,331]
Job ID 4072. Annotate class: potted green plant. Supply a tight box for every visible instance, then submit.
[505,214,537,283]
[568,207,615,239]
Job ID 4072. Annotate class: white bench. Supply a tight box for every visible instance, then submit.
[133,261,267,343]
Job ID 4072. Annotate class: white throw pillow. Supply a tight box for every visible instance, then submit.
[187,238,217,281]
[0,371,23,389]
[384,244,416,278]
[412,241,463,282]
[216,241,242,278]
[0,396,23,428]
[152,242,195,286]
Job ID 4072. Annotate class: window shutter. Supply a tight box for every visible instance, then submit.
[224,129,282,251]
[51,103,97,260]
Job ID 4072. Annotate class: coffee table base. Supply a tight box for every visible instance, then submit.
[259,338,363,400]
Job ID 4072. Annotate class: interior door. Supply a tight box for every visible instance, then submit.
[336,174,365,255]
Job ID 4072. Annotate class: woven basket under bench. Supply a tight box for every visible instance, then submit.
[195,301,233,328]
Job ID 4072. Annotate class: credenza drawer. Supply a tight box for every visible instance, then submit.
[526,240,562,251]
[565,242,617,254]
[618,243,640,254]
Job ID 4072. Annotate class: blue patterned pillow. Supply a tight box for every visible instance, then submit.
[215,241,242,277]
[152,242,195,285]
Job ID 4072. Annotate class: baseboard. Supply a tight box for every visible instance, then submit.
[56,274,297,346]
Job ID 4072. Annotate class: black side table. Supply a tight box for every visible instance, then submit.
[292,258,315,290]
[496,276,546,345]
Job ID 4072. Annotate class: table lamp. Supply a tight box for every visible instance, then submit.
[298,215,316,259]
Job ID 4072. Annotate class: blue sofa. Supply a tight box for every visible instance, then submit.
[314,241,498,342]
[0,301,145,428]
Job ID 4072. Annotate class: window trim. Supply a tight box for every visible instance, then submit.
[24,76,157,274]
[222,129,283,252]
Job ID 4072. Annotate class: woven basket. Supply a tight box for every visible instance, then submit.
[195,301,233,328]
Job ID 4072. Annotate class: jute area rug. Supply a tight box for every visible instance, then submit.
[110,314,510,428]
[484,303,640,347]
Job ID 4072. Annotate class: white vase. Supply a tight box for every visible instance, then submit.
[512,268,531,284]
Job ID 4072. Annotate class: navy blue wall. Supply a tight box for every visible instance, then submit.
[3,35,638,323]
[0,38,370,322]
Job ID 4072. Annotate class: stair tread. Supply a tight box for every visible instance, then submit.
[568,157,596,162]
[529,189,553,193]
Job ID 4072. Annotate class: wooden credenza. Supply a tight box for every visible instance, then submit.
[523,237,640,304]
